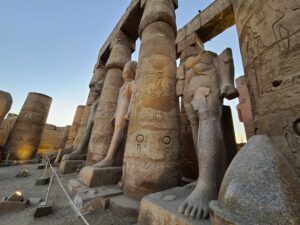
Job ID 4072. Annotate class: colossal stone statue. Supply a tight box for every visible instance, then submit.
[86,31,135,164]
[93,60,137,168]
[5,92,52,160]
[61,81,103,161]
[122,0,182,200]
[177,46,238,219]
[72,65,106,151]
[0,90,13,126]
[232,0,300,176]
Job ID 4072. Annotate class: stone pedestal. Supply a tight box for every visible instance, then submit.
[65,105,85,148]
[123,0,181,200]
[0,90,12,126]
[110,195,140,218]
[138,186,211,225]
[86,31,135,164]
[73,185,122,215]
[235,76,254,140]
[5,92,52,160]
[77,166,122,187]
[232,0,300,176]
[59,159,84,174]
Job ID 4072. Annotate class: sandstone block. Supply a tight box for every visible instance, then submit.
[110,195,140,218]
[59,159,84,174]
[77,166,122,187]
[73,185,122,215]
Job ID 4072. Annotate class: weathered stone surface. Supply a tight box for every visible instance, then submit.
[77,166,122,187]
[73,185,122,215]
[0,200,27,214]
[68,179,88,197]
[92,61,137,168]
[65,105,85,148]
[110,195,140,218]
[123,0,181,200]
[59,159,84,174]
[176,0,234,48]
[38,124,69,156]
[232,0,300,176]
[210,135,300,225]
[235,76,254,140]
[138,186,211,225]
[0,113,17,148]
[87,31,135,164]
[5,92,52,160]
[0,90,13,126]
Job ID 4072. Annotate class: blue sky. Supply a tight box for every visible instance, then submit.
[0,0,246,142]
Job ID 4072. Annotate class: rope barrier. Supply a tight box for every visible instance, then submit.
[44,157,90,225]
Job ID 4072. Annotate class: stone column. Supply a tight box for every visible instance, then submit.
[73,65,106,150]
[86,31,135,164]
[235,76,254,140]
[0,91,13,126]
[65,105,85,148]
[123,0,181,200]
[232,0,300,176]
[5,92,52,160]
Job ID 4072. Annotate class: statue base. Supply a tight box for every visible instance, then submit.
[138,186,211,225]
[77,166,122,187]
[73,184,122,215]
[59,159,84,174]
[110,194,140,218]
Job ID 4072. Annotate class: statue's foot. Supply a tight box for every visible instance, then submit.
[221,85,239,100]
[178,181,217,220]
[94,158,114,168]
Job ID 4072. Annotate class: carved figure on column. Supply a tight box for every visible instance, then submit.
[177,45,239,219]
[94,60,137,168]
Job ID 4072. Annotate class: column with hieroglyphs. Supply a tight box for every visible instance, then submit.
[5,92,52,160]
[122,0,182,200]
[232,0,300,176]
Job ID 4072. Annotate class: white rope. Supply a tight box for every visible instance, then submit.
[45,157,90,225]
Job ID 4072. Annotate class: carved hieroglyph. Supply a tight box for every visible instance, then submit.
[236,76,254,140]
[5,92,52,160]
[232,0,300,176]
[65,105,85,148]
[0,90,13,126]
[122,0,181,200]
[86,31,135,164]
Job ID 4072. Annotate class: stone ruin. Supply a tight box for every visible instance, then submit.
[1,0,299,224]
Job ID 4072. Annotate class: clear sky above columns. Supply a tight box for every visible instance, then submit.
[0,0,246,142]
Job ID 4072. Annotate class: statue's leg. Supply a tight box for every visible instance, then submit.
[179,93,224,219]
[184,103,199,151]
[94,123,127,168]
[71,120,94,155]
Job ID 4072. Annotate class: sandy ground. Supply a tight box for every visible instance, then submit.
[0,164,135,225]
